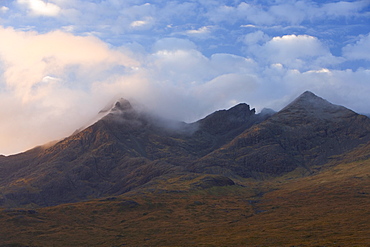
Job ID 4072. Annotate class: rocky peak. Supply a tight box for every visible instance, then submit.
[201,103,255,123]
[111,98,133,112]
[278,91,354,120]
[101,98,142,128]
[197,103,257,135]
[227,103,256,121]
[291,91,333,106]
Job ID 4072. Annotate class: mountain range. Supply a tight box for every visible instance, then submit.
[0,90,369,207]
[1,91,370,246]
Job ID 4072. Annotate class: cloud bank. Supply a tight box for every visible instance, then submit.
[0,27,138,154]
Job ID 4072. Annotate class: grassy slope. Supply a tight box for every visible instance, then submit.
[0,159,369,247]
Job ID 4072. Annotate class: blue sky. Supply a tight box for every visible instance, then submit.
[0,0,370,154]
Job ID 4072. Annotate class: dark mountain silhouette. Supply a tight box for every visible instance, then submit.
[1,91,370,207]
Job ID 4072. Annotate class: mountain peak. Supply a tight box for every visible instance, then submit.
[199,103,255,126]
[291,90,328,106]
[284,91,343,111]
[111,98,133,112]
[277,91,354,121]
[195,103,258,135]
[300,90,316,97]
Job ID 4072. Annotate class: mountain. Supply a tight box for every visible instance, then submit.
[0,98,268,207]
[191,91,370,178]
[0,91,369,208]
[1,91,370,246]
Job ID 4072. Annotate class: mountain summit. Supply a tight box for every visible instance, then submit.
[279,91,352,120]
[1,91,370,207]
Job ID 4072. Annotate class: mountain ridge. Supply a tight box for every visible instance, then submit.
[1,91,370,207]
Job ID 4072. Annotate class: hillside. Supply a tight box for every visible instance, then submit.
[0,155,369,246]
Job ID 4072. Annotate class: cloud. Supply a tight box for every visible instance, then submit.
[207,3,275,25]
[269,3,306,25]
[130,20,148,28]
[321,0,370,18]
[0,27,137,95]
[206,1,370,25]
[276,68,370,113]
[247,34,343,70]
[17,0,61,16]
[186,26,212,36]
[343,33,370,61]
[242,31,270,46]
[193,73,258,111]
[152,38,197,52]
[0,6,9,13]
[0,26,138,154]
[121,39,260,121]
[130,16,155,30]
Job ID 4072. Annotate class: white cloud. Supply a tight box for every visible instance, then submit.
[0,26,138,154]
[241,24,257,28]
[130,20,147,28]
[0,6,9,13]
[193,73,258,111]
[187,26,211,35]
[343,33,370,61]
[127,39,261,121]
[0,27,137,95]
[130,16,154,29]
[17,0,61,16]
[149,48,212,87]
[249,34,343,70]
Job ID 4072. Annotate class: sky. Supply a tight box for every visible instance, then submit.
[0,0,369,155]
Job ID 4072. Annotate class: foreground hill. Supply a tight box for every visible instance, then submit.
[0,91,370,208]
[0,154,369,246]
